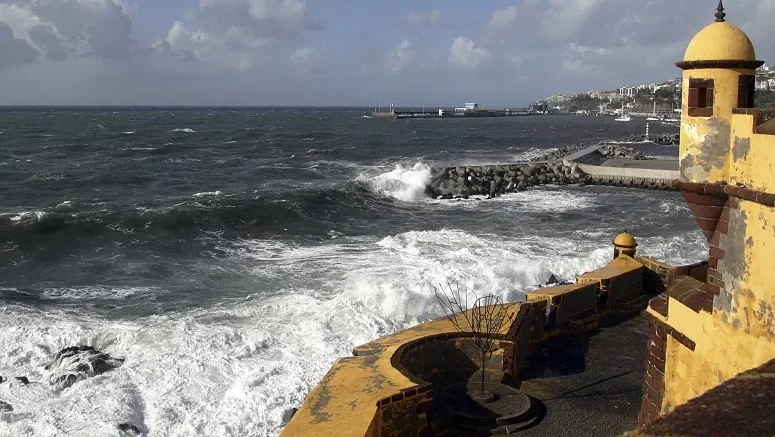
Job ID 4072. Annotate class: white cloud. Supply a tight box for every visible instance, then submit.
[289,47,314,65]
[488,6,518,30]
[449,36,490,70]
[154,0,317,69]
[248,0,306,22]
[406,9,442,27]
[385,39,414,74]
[0,0,134,66]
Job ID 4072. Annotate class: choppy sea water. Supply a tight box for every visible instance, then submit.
[0,108,704,437]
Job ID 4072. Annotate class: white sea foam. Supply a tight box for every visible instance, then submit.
[192,191,223,198]
[359,162,432,202]
[0,223,708,437]
[169,128,196,133]
[431,188,596,213]
[512,147,554,161]
[122,131,135,135]
[4,210,47,222]
[40,286,158,301]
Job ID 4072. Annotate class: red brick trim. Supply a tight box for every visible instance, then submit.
[674,181,775,208]
[649,293,669,317]
[676,60,764,70]
[668,276,711,314]
[640,312,697,425]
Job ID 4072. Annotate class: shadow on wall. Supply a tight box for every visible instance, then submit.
[520,334,590,380]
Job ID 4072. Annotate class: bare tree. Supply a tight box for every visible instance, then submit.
[432,283,516,397]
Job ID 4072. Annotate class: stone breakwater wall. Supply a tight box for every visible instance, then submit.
[597,144,652,160]
[427,145,677,199]
[617,133,679,145]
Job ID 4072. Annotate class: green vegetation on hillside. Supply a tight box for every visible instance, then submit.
[756,90,775,108]
[567,94,606,111]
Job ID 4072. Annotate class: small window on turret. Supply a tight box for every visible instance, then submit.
[738,75,755,108]
[688,78,714,117]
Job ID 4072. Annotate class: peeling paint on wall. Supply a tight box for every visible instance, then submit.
[733,136,751,161]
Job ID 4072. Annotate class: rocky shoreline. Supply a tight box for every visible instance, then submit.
[616,133,679,145]
[427,144,676,199]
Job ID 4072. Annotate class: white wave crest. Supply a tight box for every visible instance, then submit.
[359,162,431,202]
[4,210,47,222]
[0,223,708,437]
[192,191,223,198]
[512,147,554,161]
[170,128,196,133]
[122,131,135,135]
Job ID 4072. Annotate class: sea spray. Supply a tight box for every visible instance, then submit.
[359,162,432,202]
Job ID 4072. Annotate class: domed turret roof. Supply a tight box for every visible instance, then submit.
[682,1,757,63]
[613,231,637,248]
[683,22,756,62]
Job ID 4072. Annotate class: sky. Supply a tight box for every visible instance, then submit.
[0,0,773,107]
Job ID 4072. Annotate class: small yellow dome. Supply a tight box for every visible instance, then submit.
[613,231,637,248]
[683,22,756,62]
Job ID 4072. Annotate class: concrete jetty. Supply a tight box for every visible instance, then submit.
[427,144,679,199]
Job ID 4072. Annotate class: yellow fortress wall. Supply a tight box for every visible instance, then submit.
[281,3,775,436]
[638,3,775,423]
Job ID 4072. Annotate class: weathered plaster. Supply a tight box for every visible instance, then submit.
[716,208,749,314]
[732,136,751,161]
[680,119,731,182]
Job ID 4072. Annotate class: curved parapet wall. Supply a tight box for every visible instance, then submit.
[281,252,678,437]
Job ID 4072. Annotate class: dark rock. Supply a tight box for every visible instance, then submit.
[0,401,12,413]
[118,423,142,435]
[45,345,125,389]
[15,376,29,385]
[0,375,6,384]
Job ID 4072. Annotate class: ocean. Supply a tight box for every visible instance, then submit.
[0,108,706,437]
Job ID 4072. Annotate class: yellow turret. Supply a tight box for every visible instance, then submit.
[676,0,763,184]
[613,230,637,259]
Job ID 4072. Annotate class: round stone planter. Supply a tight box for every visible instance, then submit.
[438,382,535,433]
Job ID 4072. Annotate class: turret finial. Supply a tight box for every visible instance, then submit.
[715,0,726,22]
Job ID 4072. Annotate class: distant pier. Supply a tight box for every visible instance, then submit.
[427,144,680,199]
[370,102,541,119]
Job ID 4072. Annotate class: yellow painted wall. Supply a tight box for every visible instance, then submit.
[666,62,775,413]
[723,200,775,337]
[660,296,775,412]
[679,68,757,183]
[728,114,775,194]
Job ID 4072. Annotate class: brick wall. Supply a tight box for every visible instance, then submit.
[639,313,697,425]
[376,385,435,437]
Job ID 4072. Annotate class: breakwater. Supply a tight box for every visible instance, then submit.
[617,133,679,145]
[427,145,678,199]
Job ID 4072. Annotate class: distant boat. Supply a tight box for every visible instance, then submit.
[615,101,631,121]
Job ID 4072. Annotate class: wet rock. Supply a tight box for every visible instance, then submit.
[547,274,560,285]
[0,375,6,384]
[15,376,29,385]
[118,423,142,435]
[45,345,124,389]
[0,401,12,413]
[283,407,299,424]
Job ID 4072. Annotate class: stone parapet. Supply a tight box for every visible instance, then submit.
[281,255,653,437]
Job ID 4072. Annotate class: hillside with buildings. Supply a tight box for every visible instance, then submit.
[533,63,775,116]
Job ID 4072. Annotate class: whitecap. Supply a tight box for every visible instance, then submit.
[192,191,223,198]
[358,162,431,202]
[122,131,135,135]
[169,128,196,133]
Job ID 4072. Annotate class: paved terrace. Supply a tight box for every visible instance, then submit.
[281,253,688,437]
